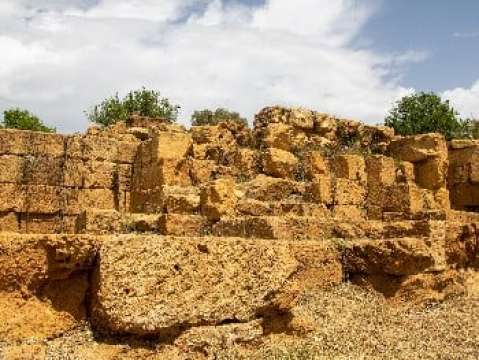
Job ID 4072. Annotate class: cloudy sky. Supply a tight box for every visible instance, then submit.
[0,0,478,132]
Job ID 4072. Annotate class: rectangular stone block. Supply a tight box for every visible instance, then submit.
[415,158,446,190]
[84,161,116,189]
[190,160,215,184]
[0,212,18,232]
[158,214,209,237]
[333,154,366,182]
[0,155,63,185]
[309,175,332,205]
[334,179,366,205]
[333,205,365,221]
[0,130,65,157]
[63,188,116,215]
[163,186,200,214]
[66,135,138,164]
[90,236,341,335]
[366,155,395,186]
[19,214,61,234]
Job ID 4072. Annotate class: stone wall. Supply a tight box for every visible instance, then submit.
[0,107,478,345]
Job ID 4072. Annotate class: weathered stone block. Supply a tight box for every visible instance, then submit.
[344,237,446,276]
[19,214,61,234]
[261,123,307,152]
[200,179,238,220]
[333,154,366,182]
[64,188,116,215]
[0,130,65,157]
[158,214,208,236]
[333,205,365,221]
[243,175,306,202]
[0,212,18,232]
[262,148,299,179]
[389,133,447,163]
[0,234,97,293]
[163,186,200,214]
[90,236,340,335]
[309,175,332,205]
[334,179,366,205]
[415,158,447,190]
[366,155,395,186]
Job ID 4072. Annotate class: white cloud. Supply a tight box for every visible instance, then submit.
[0,0,425,132]
[453,31,479,39]
[443,81,479,119]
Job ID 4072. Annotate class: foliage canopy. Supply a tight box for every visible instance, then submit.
[384,92,470,140]
[1,108,55,133]
[86,88,180,126]
[191,108,248,127]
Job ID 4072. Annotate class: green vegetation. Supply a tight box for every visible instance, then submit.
[385,92,471,140]
[86,88,180,126]
[1,108,55,133]
[191,108,248,126]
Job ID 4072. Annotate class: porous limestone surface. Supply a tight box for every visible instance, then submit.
[91,235,302,335]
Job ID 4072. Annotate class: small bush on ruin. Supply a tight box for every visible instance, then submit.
[1,108,56,133]
[191,108,248,127]
[385,92,470,140]
[86,88,180,126]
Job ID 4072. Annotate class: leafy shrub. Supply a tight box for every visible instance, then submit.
[86,88,179,126]
[191,108,248,126]
[1,108,55,133]
[385,92,470,140]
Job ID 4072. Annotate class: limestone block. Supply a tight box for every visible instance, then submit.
[415,158,447,190]
[212,216,333,240]
[62,159,84,187]
[158,214,208,236]
[83,161,116,189]
[236,199,272,216]
[0,155,63,186]
[388,133,447,163]
[235,148,258,177]
[304,151,329,179]
[333,154,366,182]
[200,178,238,220]
[19,214,61,234]
[0,212,18,232]
[67,135,137,163]
[163,186,200,214]
[64,188,116,215]
[262,148,299,179]
[90,236,340,335]
[152,131,192,160]
[77,209,125,235]
[333,205,365,221]
[0,234,97,293]
[366,155,395,186]
[334,179,366,205]
[314,113,337,136]
[22,185,63,214]
[344,237,446,276]
[243,175,306,202]
[382,183,423,214]
[0,130,65,157]
[396,161,415,182]
[190,160,216,184]
[309,175,332,205]
[289,108,314,129]
[0,155,23,183]
[261,123,307,152]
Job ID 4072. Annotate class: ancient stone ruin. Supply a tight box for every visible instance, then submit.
[0,106,478,356]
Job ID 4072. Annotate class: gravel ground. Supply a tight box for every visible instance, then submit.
[1,283,478,359]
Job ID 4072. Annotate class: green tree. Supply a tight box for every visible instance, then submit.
[191,108,248,127]
[384,92,470,140]
[1,108,55,133]
[86,88,180,126]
